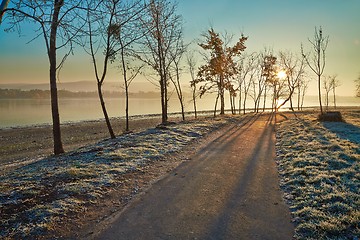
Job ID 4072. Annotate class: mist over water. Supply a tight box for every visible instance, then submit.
[0,95,359,128]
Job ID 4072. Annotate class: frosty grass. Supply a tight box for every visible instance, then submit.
[276,111,360,239]
[1,110,359,239]
[0,117,228,239]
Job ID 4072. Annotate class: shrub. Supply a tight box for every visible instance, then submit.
[318,111,344,122]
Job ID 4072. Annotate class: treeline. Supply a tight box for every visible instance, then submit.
[0,89,160,99]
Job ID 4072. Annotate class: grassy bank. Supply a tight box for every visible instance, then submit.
[276,110,360,239]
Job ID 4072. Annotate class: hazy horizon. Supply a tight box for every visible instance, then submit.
[1,0,360,97]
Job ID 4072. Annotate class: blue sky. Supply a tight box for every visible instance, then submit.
[0,0,359,96]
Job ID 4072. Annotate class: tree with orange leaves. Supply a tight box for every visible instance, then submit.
[197,28,247,115]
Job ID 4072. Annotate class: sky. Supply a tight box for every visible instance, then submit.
[0,0,359,96]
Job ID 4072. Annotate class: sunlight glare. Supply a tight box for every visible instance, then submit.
[277,70,287,80]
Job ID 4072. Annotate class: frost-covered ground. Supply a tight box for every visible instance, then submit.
[276,110,360,239]
[0,117,229,239]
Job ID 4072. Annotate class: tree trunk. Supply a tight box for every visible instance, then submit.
[229,91,233,114]
[256,94,261,113]
[272,86,276,112]
[220,79,225,115]
[238,84,242,114]
[120,47,130,132]
[297,85,301,111]
[214,93,219,117]
[301,87,306,110]
[164,76,168,122]
[262,85,267,112]
[289,94,294,111]
[180,101,185,121]
[174,67,185,121]
[192,84,197,119]
[160,76,167,124]
[49,0,64,155]
[232,95,236,114]
[277,89,295,111]
[318,75,323,114]
[98,83,115,139]
[325,90,329,111]
[243,93,247,115]
[333,87,337,109]
[125,83,130,132]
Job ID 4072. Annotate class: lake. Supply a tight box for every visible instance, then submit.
[0,97,215,128]
[0,95,359,128]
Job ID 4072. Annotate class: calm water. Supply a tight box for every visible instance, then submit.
[0,97,215,128]
[0,96,359,128]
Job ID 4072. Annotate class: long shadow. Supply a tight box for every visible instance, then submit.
[202,113,289,239]
[321,121,360,145]
[180,113,264,176]
[95,113,278,240]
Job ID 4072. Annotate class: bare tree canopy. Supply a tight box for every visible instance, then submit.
[134,0,183,124]
[277,50,306,110]
[82,0,146,138]
[323,74,340,109]
[302,26,329,114]
[187,51,199,118]
[0,0,10,23]
[1,0,88,154]
[236,52,258,114]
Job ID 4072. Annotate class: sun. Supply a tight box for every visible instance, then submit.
[277,70,287,79]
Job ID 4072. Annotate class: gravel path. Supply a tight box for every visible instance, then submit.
[94,113,294,239]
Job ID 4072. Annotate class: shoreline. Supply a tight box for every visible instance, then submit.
[0,111,220,171]
[1,107,359,168]
[1,104,359,129]
[0,116,169,169]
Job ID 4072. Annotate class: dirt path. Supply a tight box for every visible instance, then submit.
[93,113,294,239]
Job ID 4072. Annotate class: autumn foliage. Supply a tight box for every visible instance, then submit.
[196,28,247,115]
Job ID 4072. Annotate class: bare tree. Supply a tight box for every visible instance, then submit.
[118,52,143,132]
[331,74,340,109]
[323,75,332,110]
[110,1,146,132]
[1,0,87,154]
[302,26,329,114]
[323,74,340,110]
[169,31,187,121]
[277,51,306,110]
[237,52,258,114]
[84,0,145,137]
[84,0,119,139]
[120,65,143,132]
[186,52,199,118]
[297,77,310,110]
[135,0,183,124]
[249,49,273,113]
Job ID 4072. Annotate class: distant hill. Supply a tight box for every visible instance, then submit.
[0,81,160,93]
